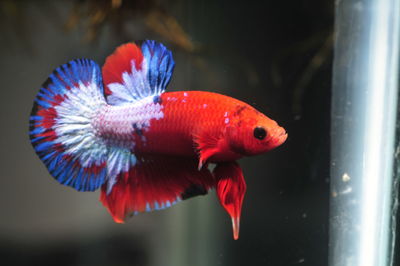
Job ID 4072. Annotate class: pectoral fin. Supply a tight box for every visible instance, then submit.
[213,161,246,240]
[194,131,221,170]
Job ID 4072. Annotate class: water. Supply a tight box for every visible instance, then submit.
[0,1,334,265]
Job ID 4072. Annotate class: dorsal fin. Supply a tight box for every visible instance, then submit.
[102,40,175,106]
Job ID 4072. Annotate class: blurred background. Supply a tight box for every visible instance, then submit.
[0,0,333,265]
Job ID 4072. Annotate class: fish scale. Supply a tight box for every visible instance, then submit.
[130,91,240,157]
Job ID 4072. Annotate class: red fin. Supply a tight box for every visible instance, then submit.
[214,161,246,240]
[100,155,215,223]
[102,43,143,96]
[194,131,221,169]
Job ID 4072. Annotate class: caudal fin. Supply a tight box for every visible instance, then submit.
[29,59,109,191]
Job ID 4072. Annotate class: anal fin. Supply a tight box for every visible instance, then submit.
[100,155,215,223]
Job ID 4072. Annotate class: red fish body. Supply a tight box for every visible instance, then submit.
[29,41,287,240]
[99,91,286,160]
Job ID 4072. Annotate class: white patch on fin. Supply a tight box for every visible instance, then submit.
[105,146,137,194]
[107,60,152,106]
[54,76,108,168]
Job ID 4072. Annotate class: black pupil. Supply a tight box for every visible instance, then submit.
[253,127,267,140]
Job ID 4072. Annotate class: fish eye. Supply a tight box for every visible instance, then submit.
[253,127,267,140]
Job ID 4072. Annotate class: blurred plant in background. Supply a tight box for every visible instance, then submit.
[65,0,195,52]
[271,30,333,118]
[0,0,333,118]
[0,0,195,51]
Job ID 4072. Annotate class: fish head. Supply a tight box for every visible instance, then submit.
[226,106,287,156]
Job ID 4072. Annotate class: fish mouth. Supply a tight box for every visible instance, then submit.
[279,132,288,145]
[272,127,287,147]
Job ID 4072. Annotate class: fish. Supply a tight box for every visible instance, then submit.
[29,40,287,240]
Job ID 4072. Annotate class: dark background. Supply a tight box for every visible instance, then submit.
[0,0,333,265]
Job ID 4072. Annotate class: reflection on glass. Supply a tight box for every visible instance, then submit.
[330,0,400,265]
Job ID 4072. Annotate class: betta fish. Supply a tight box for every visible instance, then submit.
[29,40,287,240]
